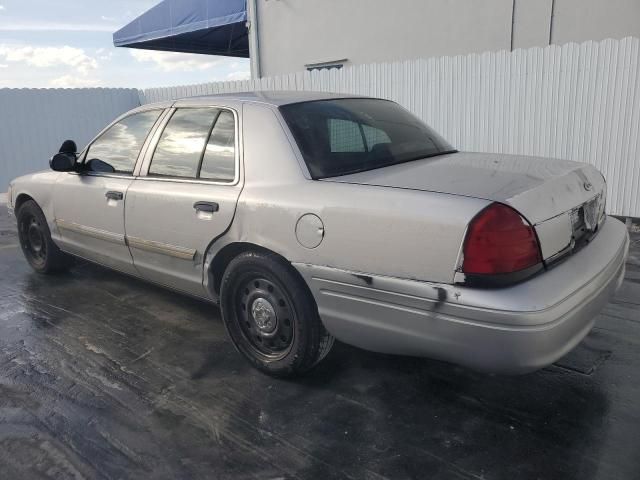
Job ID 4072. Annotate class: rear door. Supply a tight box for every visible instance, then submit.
[53,108,164,275]
[124,106,242,297]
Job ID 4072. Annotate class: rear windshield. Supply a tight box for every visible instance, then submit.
[280,98,456,179]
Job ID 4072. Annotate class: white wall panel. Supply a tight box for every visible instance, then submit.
[144,37,640,217]
[0,88,141,190]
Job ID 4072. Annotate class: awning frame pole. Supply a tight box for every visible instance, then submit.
[247,0,262,79]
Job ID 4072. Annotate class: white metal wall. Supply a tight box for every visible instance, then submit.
[144,37,640,217]
[0,88,141,190]
[252,0,640,76]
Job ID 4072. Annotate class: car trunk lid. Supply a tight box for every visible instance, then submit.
[322,152,607,261]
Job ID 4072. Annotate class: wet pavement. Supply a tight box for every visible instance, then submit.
[0,207,639,480]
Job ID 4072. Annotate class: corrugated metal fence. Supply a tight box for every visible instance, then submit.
[0,88,141,190]
[144,37,640,217]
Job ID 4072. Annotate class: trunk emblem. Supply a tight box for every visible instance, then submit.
[584,182,593,191]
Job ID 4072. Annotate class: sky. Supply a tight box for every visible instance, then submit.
[0,0,250,89]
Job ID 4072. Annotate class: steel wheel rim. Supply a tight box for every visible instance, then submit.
[20,214,47,264]
[235,275,295,359]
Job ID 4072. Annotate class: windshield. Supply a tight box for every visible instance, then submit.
[280,98,456,179]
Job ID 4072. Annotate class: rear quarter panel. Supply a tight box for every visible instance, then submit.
[233,181,490,283]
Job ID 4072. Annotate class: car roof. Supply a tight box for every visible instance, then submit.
[138,91,372,111]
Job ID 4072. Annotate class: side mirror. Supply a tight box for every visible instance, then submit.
[59,139,78,155]
[50,152,76,172]
[86,158,115,174]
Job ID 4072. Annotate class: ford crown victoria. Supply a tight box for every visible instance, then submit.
[7,92,629,377]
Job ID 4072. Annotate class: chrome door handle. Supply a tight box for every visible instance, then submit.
[193,201,219,213]
[105,191,124,201]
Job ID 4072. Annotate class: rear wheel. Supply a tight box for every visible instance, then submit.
[16,200,72,274]
[220,251,334,377]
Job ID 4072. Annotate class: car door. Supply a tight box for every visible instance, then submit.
[125,106,242,297]
[53,108,165,275]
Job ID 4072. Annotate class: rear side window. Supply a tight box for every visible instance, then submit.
[149,108,220,178]
[200,110,236,181]
[148,108,237,181]
[280,99,455,179]
[86,110,161,174]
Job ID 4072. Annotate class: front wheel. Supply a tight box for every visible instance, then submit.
[220,251,334,377]
[16,200,72,274]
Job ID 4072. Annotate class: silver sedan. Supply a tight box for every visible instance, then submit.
[7,92,629,377]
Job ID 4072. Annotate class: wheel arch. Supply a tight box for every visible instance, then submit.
[207,242,288,296]
[14,193,36,212]
[207,241,313,303]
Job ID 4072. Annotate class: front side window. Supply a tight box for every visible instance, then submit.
[280,99,456,179]
[86,110,161,174]
[148,108,237,181]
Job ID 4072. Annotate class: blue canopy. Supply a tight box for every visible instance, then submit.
[113,0,249,58]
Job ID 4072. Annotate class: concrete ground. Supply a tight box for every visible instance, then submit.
[0,207,639,480]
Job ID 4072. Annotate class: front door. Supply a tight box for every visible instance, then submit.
[125,107,242,297]
[53,174,136,274]
[53,109,163,275]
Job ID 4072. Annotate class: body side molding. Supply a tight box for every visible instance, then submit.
[55,219,126,245]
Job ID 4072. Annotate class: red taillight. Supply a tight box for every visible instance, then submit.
[462,203,542,275]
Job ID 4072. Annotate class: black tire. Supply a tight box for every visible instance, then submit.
[220,251,334,377]
[16,200,72,274]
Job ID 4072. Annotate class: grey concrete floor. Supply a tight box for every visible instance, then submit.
[0,208,639,480]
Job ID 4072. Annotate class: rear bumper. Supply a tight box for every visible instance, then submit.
[294,216,629,374]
